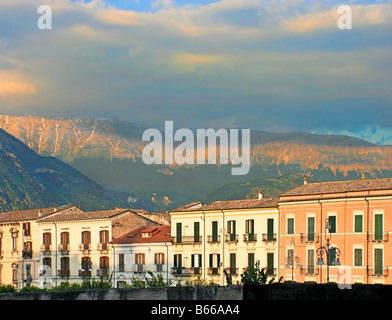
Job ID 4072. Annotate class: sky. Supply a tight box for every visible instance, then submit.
[0,0,391,144]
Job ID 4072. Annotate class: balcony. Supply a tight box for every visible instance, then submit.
[58,244,70,254]
[79,269,92,277]
[97,269,110,277]
[263,267,277,276]
[40,244,51,253]
[243,233,257,242]
[262,233,277,242]
[22,249,33,259]
[171,236,202,245]
[207,267,220,276]
[207,235,221,244]
[225,234,238,243]
[367,232,389,242]
[133,264,145,273]
[79,243,91,253]
[224,268,239,276]
[299,265,319,276]
[58,269,70,278]
[97,242,109,252]
[367,266,389,277]
[300,233,320,243]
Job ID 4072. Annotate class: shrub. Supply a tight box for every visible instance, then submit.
[0,284,17,293]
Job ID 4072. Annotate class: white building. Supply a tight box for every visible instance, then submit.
[110,225,173,288]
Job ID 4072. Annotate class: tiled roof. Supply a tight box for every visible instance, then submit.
[280,178,392,198]
[37,207,145,223]
[0,205,75,223]
[110,225,171,244]
[171,198,279,212]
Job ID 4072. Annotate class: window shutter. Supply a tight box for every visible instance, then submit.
[375,214,383,240]
[354,215,362,233]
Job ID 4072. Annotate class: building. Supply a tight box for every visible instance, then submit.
[36,207,160,287]
[279,177,392,285]
[110,225,173,288]
[169,193,279,286]
[0,205,78,288]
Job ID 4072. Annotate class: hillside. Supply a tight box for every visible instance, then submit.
[1,115,392,209]
[0,128,126,212]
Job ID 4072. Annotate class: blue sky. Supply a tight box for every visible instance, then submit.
[0,0,391,144]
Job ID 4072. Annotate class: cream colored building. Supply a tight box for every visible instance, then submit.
[169,194,279,286]
[36,207,159,287]
[0,206,78,288]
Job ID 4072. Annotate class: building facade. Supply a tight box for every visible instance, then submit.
[169,195,279,286]
[279,178,392,285]
[110,225,173,288]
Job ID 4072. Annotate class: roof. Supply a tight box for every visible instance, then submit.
[171,198,279,212]
[37,207,145,223]
[0,205,75,223]
[110,225,171,244]
[280,178,392,199]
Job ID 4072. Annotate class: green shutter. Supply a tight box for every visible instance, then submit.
[194,222,200,242]
[176,223,182,243]
[375,214,383,240]
[354,249,362,267]
[374,249,383,274]
[267,253,274,275]
[267,219,274,240]
[287,218,294,235]
[329,216,336,233]
[248,253,255,269]
[212,221,218,242]
[354,215,363,233]
[308,217,315,241]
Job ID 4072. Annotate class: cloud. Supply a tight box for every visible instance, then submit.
[0,70,37,96]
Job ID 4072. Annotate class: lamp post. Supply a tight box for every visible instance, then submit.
[285,238,300,282]
[316,218,341,283]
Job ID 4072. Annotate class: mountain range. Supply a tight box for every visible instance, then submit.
[1,114,392,211]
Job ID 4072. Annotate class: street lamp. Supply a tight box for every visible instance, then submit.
[285,238,300,282]
[316,218,341,283]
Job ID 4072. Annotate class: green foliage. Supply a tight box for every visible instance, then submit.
[223,269,233,286]
[240,261,283,285]
[0,284,17,293]
[19,285,45,293]
[51,277,112,291]
[144,271,172,287]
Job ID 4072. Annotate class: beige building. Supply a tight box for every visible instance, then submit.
[0,206,160,288]
[169,194,279,286]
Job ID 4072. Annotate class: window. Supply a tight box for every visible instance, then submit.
[267,253,274,275]
[60,232,69,251]
[287,218,294,235]
[118,253,125,272]
[307,249,315,274]
[286,249,294,267]
[209,253,220,275]
[245,220,255,241]
[81,231,91,251]
[25,264,32,283]
[212,221,218,242]
[248,253,255,270]
[60,257,70,277]
[23,222,31,236]
[174,254,182,274]
[43,257,51,269]
[227,220,236,241]
[374,248,383,275]
[354,215,363,233]
[99,230,109,250]
[176,223,182,243]
[42,232,51,252]
[267,219,274,241]
[81,257,92,276]
[191,254,202,274]
[23,241,33,259]
[327,248,338,265]
[354,248,362,267]
[230,253,237,275]
[374,214,383,241]
[194,222,200,243]
[307,217,315,242]
[135,253,145,273]
[328,216,336,233]
[155,253,165,272]
[99,256,109,277]
[11,229,18,251]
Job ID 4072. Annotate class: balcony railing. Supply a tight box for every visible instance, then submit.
[79,243,91,252]
[225,268,239,276]
[367,232,389,242]
[367,266,389,277]
[58,269,70,278]
[40,244,51,253]
[243,233,257,242]
[97,269,110,277]
[300,233,320,243]
[171,267,198,275]
[207,267,220,276]
[58,244,70,253]
[171,236,202,245]
[133,264,145,273]
[263,267,277,276]
[262,233,277,242]
[79,269,92,277]
[207,235,221,243]
[97,242,109,251]
[299,265,319,275]
[225,234,238,243]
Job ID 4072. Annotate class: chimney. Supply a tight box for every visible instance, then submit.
[258,190,263,200]
[304,177,308,185]
[38,210,42,218]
